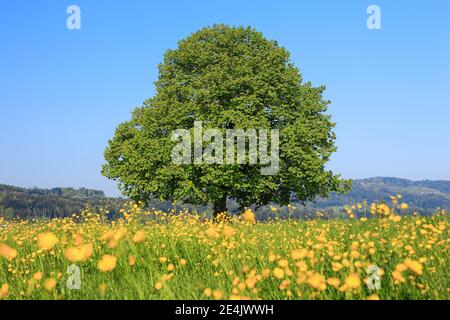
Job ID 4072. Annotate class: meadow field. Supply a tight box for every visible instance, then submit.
[0,197,448,300]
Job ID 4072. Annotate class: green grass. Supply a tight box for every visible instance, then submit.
[0,207,449,300]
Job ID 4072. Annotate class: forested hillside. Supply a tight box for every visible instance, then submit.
[1,177,449,219]
[0,185,123,219]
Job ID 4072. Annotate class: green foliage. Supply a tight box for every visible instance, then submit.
[3,208,15,219]
[102,25,350,214]
[0,184,123,219]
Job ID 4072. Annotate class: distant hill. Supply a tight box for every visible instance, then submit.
[313,177,450,210]
[250,177,450,219]
[1,177,449,219]
[0,184,124,219]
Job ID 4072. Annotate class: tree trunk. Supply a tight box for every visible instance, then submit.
[213,194,227,218]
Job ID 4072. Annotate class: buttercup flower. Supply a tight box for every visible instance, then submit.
[37,232,59,251]
[97,255,117,272]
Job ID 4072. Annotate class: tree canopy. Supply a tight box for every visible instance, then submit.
[102,25,350,215]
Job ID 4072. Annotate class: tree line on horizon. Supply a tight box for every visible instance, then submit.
[1,177,449,220]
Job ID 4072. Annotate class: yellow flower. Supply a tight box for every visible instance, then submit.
[344,273,361,289]
[242,209,256,223]
[400,203,409,210]
[392,271,406,283]
[213,290,223,299]
[155,281,163,290]
[405,259,423,275]
[262,269,271,278]
[367,294,380,300]
[206,227,220,238]
[245,276,257,288]
[0,283,9,299]
[159,256,168,263]
[307,273,326,291]
[0,243,17,260]
[223,226,236,238]
[204,288,212,297]
[44,278,57,291]
[272,267,285,279]
[128,255,136,267]
[33,272,43,281]
[97,254,117,272]
[278,259,289,268]
[350,250,360,259]
[37,232,59,251]
[332,262,343,272]
[167,264,175,272]
[180,259,187,266]
[101,230,114,241]
[395,263,408,272]
[132,230,147,243]
[113,227,127,241]
[108,239,117,249]
[64,243,93,262]
[291,249,308,260]
[296,261,308,272]
[326,277,340,288]
[73,234,84,246]
[341,259,350,269]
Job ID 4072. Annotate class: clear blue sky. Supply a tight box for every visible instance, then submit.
[0,0,449,197]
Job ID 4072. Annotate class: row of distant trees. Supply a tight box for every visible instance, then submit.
[0,184,122,219]
[1,181,445,220]
[0,183,339,220]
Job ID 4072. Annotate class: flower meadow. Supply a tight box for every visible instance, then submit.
[0,197,448,300]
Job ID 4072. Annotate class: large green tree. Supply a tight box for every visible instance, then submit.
[102,25,350,216]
